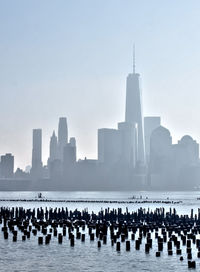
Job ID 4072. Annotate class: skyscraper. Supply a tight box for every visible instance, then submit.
[144,117,161,162]
[98,128,121,165]
[69,137,77,162]
[49,130,58,163]
[176,135,199,166]
[0,153,14,178]
[149,126,172,174]
[125,49,145,163]
[118,122,138,167]
[58,117,68,161]
[62,137,77,178]
[63,143,76,166]
[69,137,76,148]
[31,129,42,178]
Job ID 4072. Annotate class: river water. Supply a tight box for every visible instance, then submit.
[0,191,200,272]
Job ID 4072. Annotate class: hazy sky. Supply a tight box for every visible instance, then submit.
[1,0,200,169]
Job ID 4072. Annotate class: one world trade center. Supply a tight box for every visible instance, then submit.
[125,49,145,164]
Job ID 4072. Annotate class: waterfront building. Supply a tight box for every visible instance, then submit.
[118,121,138,167]
[98,128,121,165]
[125,50,145,164]
[49,130,58,163]
[144,117,161,162]
[0,153,14,178]
[58,117,68,161]
[31,129,43,178]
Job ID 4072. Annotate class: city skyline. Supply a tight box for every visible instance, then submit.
[0,40,200,193]
[2,2,200,272]
[1,1,200,169]
[1,49,200,171]
[0,49,199,193]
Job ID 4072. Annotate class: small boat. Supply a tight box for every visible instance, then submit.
[128,195,136,200]
[37,192,43,199]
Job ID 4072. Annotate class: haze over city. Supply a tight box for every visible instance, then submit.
[2,2,200,271]
[1,0,200,169]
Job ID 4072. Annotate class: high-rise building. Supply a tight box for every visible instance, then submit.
[58,117,68,161]
[144,117,161,162]
[62,138,77,178]
[175,135,199,166]
[49,130,58,163]
[118,122,138,167]
[98,128,121,165]
[0,153,14,178]
[69,137,77,162]
[49,159,62,180]
[172,135,200,189]
[69,137,76,148]
[31,129,42,178]
[149,126,172,174]
[125,50,145,163]
[63,143,76,166]
[148,125,173,189]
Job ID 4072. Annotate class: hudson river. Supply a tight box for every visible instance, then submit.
[0,191,200,272]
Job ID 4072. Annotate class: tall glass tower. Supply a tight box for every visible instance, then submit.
[31,129,43,178]
[125,50,145,163]
[58,117,68,161]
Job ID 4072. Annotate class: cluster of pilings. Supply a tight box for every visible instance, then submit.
[0,199,182,204]
[1,206,200,269]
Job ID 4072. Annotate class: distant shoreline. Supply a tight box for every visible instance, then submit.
[0,198,183,204]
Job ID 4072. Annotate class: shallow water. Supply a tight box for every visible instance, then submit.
[0,191,200,272]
